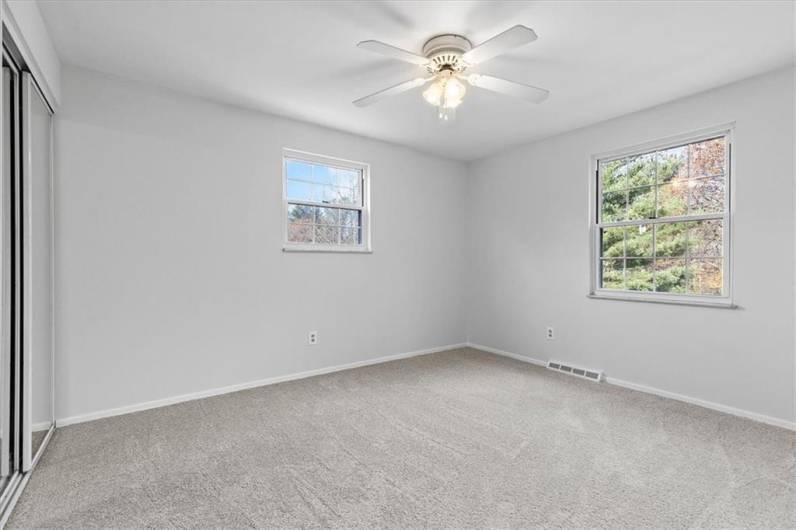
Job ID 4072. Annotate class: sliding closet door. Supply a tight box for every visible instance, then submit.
[0,51,23,512]
[0,65,15,484]
[21,72,52,471]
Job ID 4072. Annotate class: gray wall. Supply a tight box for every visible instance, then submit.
[54,65,795,427]
[54,66,468,422]
[467,67,795,424]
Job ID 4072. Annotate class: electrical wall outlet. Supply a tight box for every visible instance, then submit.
[308,331,318,345]
[546,326,555,340]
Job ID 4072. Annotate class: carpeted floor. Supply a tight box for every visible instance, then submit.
[8,348,795,528]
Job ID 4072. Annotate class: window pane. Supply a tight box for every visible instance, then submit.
[627,152,656,188]
[286,180,314,202]
[334,168,360,189]
[600,159,626,192]
[288,181,327,203]
[340,227,361,245]
[287,204,315,224]
[287,223,313,243]
[286,158,362,206]
[601,259,624,290]
[689,176,724,214]
[601,191,626,222]
[626,258,653,291]
[687,219,722,257]
[687,258,723,295]
[323,184,359,205]
[286,160,312,180]
[316,206,339,226]
[627,186,655,220]
[689,137,725,178]
[625,224,653,257]
[601,227,624,258]
[654,222,689,257]
[311,164,335,185]
[656,182,688,218]
[656,145,687,184]
[315,225,340,244]
[654,259,687,293]
[339,209,360,227]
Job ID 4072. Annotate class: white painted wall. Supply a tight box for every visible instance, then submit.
[54,63,794,428]
[467,67,795,425]
[54,66,468,422]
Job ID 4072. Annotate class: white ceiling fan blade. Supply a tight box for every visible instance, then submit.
[357,40,430,66]
[462,25,538,65]
[353,77,432,107]
[466,74,549,103]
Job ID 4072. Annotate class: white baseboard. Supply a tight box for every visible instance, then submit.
[466,342,796,432]
[57,343,468,428]
[467,343,547,367]
[53,341,796,432]
[603,376,796,431]
[31,421,51,432]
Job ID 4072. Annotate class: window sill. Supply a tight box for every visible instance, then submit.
[587,292,737,309]
[282,244,372,254]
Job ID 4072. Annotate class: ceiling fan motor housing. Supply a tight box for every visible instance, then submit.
[422,34,472,73]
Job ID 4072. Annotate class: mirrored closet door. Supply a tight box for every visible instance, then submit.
[0,64,9,488]
[0,46,22,517]
[22,71,53,469]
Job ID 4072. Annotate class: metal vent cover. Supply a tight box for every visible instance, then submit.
[547,360,603,382]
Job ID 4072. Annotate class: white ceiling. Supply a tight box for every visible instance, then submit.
[38,0,794,161]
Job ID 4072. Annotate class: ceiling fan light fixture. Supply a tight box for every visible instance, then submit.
[442,76,466,107]
[422,79,444,106]
[423,71,467,120]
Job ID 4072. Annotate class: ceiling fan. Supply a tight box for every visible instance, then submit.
[353,25,549,121]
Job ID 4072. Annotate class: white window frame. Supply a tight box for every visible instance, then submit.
[282,148,372,253]
[588,124,735,308]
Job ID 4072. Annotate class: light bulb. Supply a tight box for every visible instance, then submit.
[423,80,443,106]
[442,77,466,108]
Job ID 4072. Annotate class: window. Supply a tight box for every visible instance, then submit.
[282,149,370,252]
[591,128,732,306]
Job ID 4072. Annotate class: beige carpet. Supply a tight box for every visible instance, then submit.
[9,348,795,528]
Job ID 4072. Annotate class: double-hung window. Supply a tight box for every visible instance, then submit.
[591,128,732,306]
[282,149,370,252]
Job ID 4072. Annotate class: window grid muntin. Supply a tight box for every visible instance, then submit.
[595,132,729,298]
